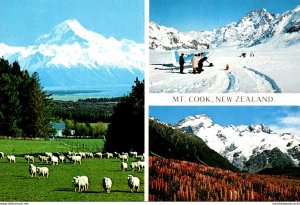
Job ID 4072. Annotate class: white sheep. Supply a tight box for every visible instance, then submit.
[104,152,113,158]
[130,162,139,171]
[7,155,16,163]
[129,151,138,158]
[119,154,128,162]
[37,166,49,178]
[137,161,145,171]
[127,175,140,192]
[94,152,103,158]
[85,152,94,158]
[102,177,112,193]
[113,152,119,158]
[0,152,4,159]
[50,156,59,165]
[59,155,66,163]
[73,176,89,192]
[135,155,144,161]
[38,155,49,164]
[121,162,128,171]
[70,155,81,165]
[45,152,53,157]
[29,164,37,177]
[68,151,76,156]
[77,152,86,158]
[25,155,35,164]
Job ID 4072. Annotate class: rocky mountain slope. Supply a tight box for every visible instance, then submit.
[175,115,300,173]
[149,5,300,49]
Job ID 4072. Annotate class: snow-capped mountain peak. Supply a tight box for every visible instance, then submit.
[175,114,300,172]
[0,19,144,92]
[35,19,102,46]
[150,5,300,49]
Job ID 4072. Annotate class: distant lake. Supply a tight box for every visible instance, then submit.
[46,87,131,101]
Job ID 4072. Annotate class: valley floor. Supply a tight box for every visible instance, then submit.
[149,43,300,93]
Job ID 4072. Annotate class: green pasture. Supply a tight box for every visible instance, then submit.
[0,139,105,156]
[0,139,144,201]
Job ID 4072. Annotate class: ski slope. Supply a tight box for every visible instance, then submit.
[149,43,300,93]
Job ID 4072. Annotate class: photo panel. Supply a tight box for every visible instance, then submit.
[149,106,300,201]
[0,0,145,202]
[149,0,300,93]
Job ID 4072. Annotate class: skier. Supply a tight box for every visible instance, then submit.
[179,53,185,74]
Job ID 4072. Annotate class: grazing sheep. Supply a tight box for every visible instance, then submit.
[130,162,139,171]
[129,151,138,158]
[94,152,103,158]
[135,155,144,161]
[102,177,112,193]
[0,152,4,159]
[70,155,82,165]
[85,152,94,158]
[45,152,53,157]
[77,152,86,158]
[122,152,129,156]
[127,175,140,192]
[50,156,59,165]
[25,155,35,164]
[7,155,16,163]
[68,151,76,156]
[121,162,128,171]
[113,152,119,158]
[36,167,49,178]
[103,152,113,159]
[73,176,89,192]
[38,155,49,164]
[137,161,145,171]
[59,155,66,163]
[29,164,37,177]
[119,154,128,162]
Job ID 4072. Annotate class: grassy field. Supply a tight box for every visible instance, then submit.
[0,138,105,156]
[0,139,144,202]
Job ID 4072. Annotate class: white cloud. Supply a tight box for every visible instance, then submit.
[270,111,300,136]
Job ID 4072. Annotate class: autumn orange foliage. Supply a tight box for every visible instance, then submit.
[149,156,300,201]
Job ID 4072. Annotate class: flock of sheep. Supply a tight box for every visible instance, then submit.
[0,150,144,193]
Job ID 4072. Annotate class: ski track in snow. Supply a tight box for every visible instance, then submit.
[150,64,278,93]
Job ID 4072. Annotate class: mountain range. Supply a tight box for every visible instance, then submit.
[0,19,144,93]
[149,5,300,49]
[175,114,300,173]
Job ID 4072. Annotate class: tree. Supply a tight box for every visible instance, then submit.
[19,72,53,138]
[104,78,144,153]
[0,57,53,138]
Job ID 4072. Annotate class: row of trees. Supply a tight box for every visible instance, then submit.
[0,57,53,138]
[0,57,144,153]
[63,119,107,138]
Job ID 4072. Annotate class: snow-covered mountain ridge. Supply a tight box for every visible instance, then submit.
[175,115,300,173]
[0,19,144,92]
[149,5,300,49]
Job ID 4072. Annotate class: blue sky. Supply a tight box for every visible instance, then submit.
[150,106,300,135]
[0,0,144,46]
[150,0,300,32]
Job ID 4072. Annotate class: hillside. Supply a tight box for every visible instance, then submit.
[149,118,238,171]
[149,156,300,201]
